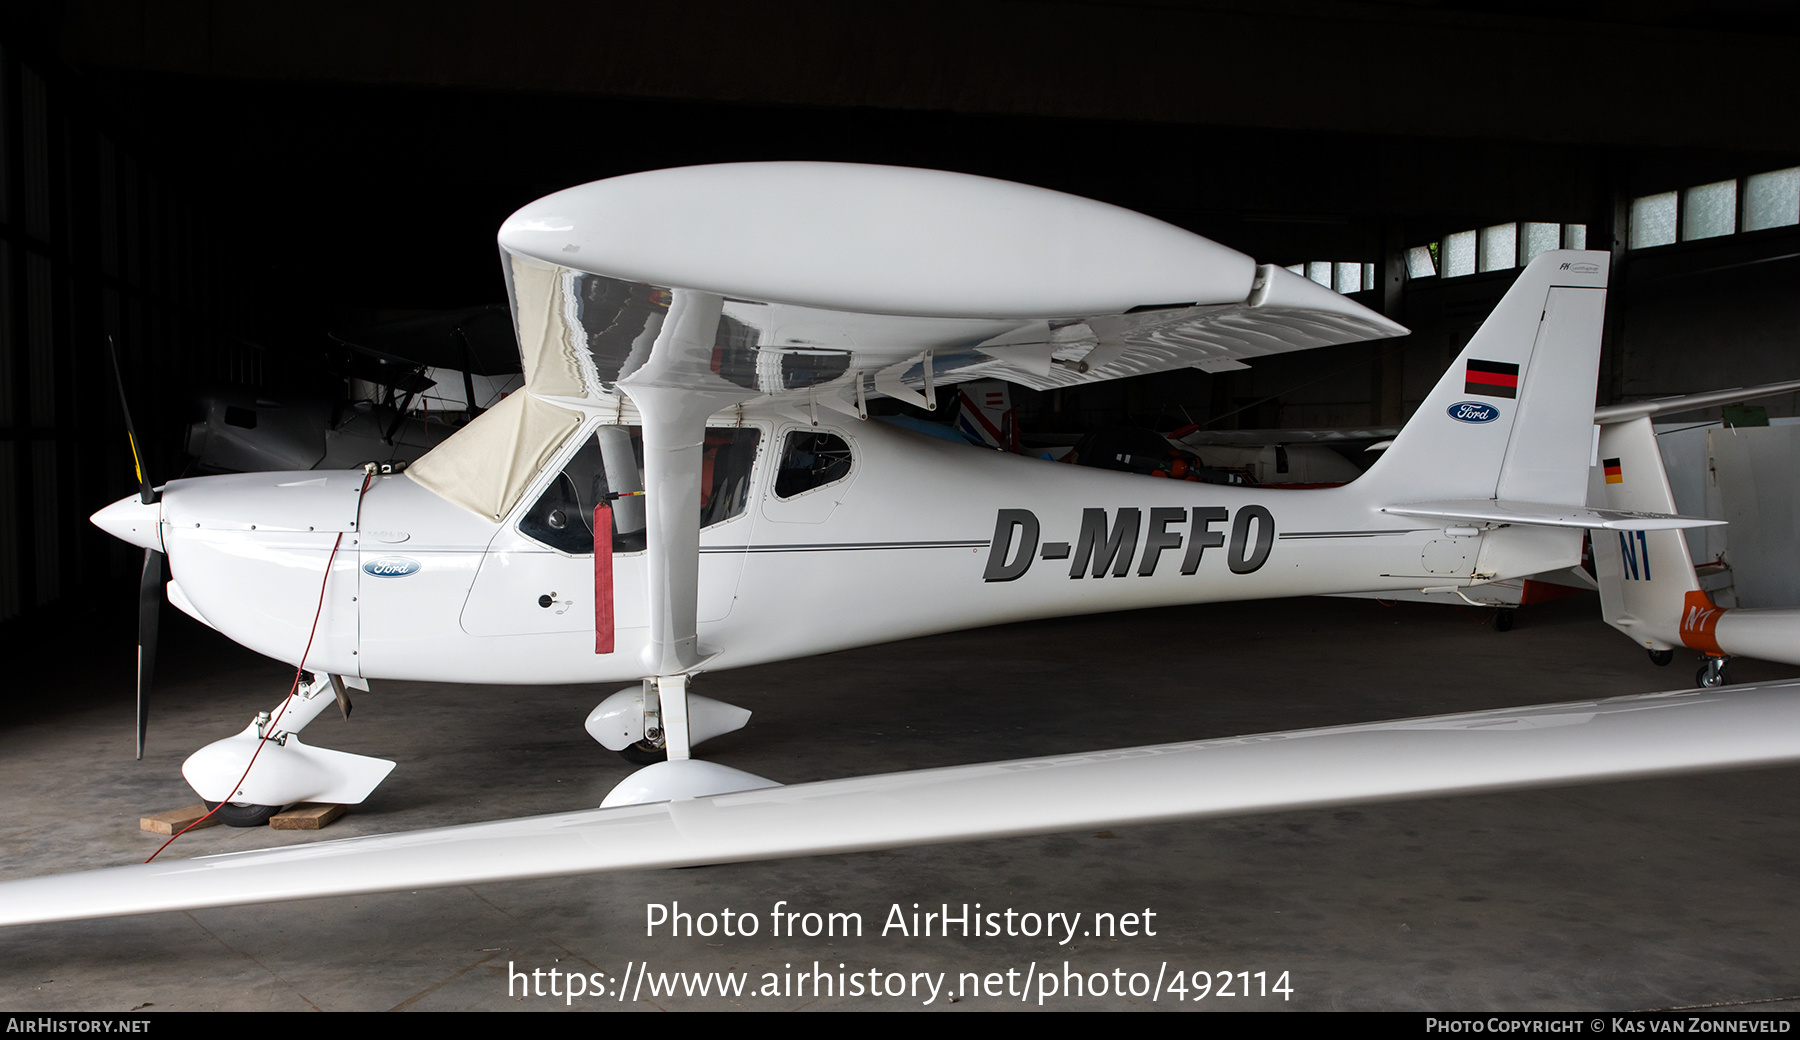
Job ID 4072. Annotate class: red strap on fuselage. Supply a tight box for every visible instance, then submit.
[594,503,614,654]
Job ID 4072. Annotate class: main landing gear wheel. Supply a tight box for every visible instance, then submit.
[1494,609,1516,632]
[1648,648,1674,667]
[1695,657,1731,689]
[204,800,282,828]
[618,740,667,766]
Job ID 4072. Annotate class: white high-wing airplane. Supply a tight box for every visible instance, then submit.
[11,162,1800,927]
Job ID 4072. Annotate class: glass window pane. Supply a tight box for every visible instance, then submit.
[517,424,757,554]
[1562,224,1587,249]
[1363,262,1376,289]
[1631,192,1677,248]
[1744,167,1800,231]
[1285,263,1304,276]
[1406,245,1436,278]
[1306,262,1332,287]
[520,430,631,554]
[1523,222,1560,262]
[1682,179,1736,240]
[1479,223,1517,271]
[1334,262,1360,293]
[776,431,854,499]
[1443,231,1477,277]
[699,427,761,527]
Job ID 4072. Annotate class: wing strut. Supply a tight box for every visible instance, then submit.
[620,290,754,762]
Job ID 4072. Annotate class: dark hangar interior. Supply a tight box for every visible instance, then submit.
[1,2,1798,1012]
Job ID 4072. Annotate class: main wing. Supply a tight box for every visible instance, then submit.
[497,162,1403,406]
[5,682,1798,926]
[408,161,1406,525]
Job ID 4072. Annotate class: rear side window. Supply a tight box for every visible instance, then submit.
[519,425,760,554]
[774,431,853,499]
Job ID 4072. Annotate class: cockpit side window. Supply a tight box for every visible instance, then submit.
[774,431,853,499]
[518,424,761,555]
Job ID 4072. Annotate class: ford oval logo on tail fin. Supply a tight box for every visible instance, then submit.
[363,556,421,578]
[1447,401,1500,424]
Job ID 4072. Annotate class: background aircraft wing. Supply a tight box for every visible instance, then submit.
[5,682,1798,926]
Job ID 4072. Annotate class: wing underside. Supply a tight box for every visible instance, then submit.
[5,682,1798,926]
[500,256,1406,407]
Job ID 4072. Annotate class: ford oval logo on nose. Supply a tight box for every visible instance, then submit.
[1447,401,1500,424]
[363,556,421,578]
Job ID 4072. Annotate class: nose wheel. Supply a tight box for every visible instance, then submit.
[203,800,283,828]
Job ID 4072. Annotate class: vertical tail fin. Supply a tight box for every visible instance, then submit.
[1360,251,1609,508]
[1592,416,1705,651]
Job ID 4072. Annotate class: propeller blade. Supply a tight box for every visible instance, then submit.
[108,335,163,758]
[105,336,158,506]
[136,548,162,760]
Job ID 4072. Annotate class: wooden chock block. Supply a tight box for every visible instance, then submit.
[270,803,346,830]
[140,804,221,836]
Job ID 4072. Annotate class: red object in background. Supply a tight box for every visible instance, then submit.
[1518,578,1586,606]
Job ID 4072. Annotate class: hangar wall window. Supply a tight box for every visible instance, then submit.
[1407,223,1586,280]
[1631,193,1679,248]
[1522,222,1560,262]
[1442,230,1477,277]
[1743,168,1799,231]
[1629,165,1800,250]
[1284,262,1376,295]
[1479,223,1517,272]
[1683,180,1737,241]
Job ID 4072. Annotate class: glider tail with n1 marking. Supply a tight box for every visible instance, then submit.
[1592,410,1800,669]
[1592,416,1707,654]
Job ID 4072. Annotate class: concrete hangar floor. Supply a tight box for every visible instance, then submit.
[2,593,1797,1012]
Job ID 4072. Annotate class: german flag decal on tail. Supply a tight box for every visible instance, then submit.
[1603,458,1623,484]
[1465,359,1521,399]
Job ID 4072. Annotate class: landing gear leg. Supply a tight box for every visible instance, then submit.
[182,672,394,816]
[586,677,774,807]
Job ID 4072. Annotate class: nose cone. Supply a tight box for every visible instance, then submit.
[92,494,164,552]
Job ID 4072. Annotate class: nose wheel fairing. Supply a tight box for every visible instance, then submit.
[181,672,395,811]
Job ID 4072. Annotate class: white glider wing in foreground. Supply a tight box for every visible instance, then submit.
[5,682,1799,926]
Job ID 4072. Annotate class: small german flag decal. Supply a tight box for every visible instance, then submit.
[1603,458,1623,484]
[1465,359,1520,398]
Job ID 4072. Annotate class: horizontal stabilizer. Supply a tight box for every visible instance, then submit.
[1594,377,1800,425]
[1385,499,1724,531]
[4,682,1800,926]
